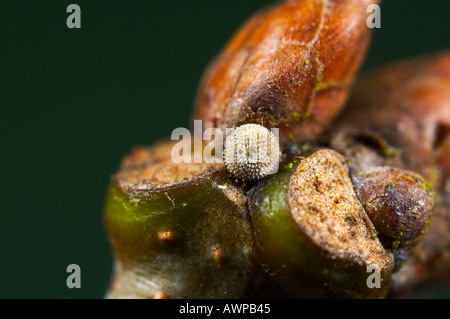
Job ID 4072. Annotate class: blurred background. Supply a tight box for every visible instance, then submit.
[1,0,449,298]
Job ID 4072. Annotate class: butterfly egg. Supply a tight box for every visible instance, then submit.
[224,124,280,180]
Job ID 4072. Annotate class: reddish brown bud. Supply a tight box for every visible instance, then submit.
[328,52,450,296]
[332,51,450,184]
[194,0,378,148]
[351,167,434,254]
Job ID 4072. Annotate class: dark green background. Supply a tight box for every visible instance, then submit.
[1,0,449,298]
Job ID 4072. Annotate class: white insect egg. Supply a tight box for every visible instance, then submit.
[224,124,281,180]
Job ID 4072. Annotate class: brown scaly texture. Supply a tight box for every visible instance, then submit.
[116,140,224,194]
[288,150,392,272]
[194,0,378,148]
[328,52,450,297]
